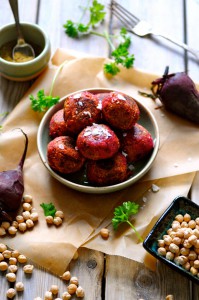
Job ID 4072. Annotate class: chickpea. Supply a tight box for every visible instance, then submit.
[190,266,198,276]
[15,281,24,291]
[177,255,188,265]
[6,288,16,299]
[9,257,17,265]
[100,228,110,239]
[12,221,19,228]
[23,202,32,211]
[158,240,165,247]
[184,261,191,271]
[16,215,24,223]
[194,260,199,269]
[44,291,53,300]
[18,254,27,263]
[172,223,181,231]
[30,212,39,222]
[0,227,6,236]
[6,272,16,282]
[8,265,18,273]
[175,214,184,223]
[184,213,191,222]
[3,250,12,258]
[22,211,31,220]
[175,228,184,238]
[8,226,17,235]
[183,239,192,249]
[61,270,71,281]
[180,247,190,256]
[188,235,197,245]
[0,261,8,271]
[12,250,20,258]
[53,216,62,226]
[157,247,166,256]
[172,237,181,245]
[183,228,192,239]
[54,298,62,300]
[195,217,199,225]
[50,284,59,295]
[193,229,199,238]
[166,296,174,300]
[26,219,34,228]
[23,194,33,203]
[188,250,197,261]
[46,216,54,224]
[0,243,7,252]
[181,221,188,228]
[18,222,27,232]
[76,286,85,298]
[0,253,4,262]
[67,283,77,295]
[169,243,179,254]
[55,210,64,219]
[23,264,34,274]
[188,220,196,229]
[70,276,79,286]
[62,291,71,300]
[1,221,10,230]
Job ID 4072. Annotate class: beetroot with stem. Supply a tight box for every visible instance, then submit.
[151,66,199,123]
[0,129,28,222]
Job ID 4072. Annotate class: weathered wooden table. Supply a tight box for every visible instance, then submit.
[0,1,199,299]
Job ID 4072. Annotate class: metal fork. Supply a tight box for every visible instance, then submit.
[111,0,199,61]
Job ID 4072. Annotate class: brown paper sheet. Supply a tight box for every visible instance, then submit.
[1,48,199,276]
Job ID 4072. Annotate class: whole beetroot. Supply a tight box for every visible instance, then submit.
[152,67,199,123]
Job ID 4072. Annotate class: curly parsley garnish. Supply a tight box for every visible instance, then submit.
[63,1,135,75]
[112,201,143,242]
[40,202,57,217]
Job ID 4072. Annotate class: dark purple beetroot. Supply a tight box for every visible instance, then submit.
[152,67,199,123]
[0,129,28,221]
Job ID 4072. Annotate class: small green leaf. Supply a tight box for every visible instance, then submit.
[104,62,120,75]
[40,202,57,217]
[112,201,139,231]
[29,90,60,112]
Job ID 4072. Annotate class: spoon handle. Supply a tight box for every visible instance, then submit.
[9,0,24,41]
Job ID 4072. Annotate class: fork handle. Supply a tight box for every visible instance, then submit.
[152,32,199,61]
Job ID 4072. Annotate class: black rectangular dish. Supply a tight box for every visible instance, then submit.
[143,196,199,284]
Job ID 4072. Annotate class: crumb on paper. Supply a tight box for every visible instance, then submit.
[151,184,160,193]
[174,163,179,168]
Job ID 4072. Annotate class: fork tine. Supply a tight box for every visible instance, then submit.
[111,0,140,28]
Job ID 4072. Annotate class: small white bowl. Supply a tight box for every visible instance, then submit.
[37,88,160,194]
[0,22,51,81]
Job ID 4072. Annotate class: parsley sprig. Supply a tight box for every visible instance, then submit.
[29,60,67,112]
[63,0,135,75]
[112,201,143,242]
[40,202,57,217]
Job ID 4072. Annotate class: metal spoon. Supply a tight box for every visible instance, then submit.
[9,0,35,61]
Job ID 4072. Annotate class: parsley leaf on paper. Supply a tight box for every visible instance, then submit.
[29,90,60,112]
[40,202,57,217]
[112,201,143,242]
[63,1,135,76]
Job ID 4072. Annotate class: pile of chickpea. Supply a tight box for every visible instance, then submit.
[157,212,199,277]
[0,194,38,237]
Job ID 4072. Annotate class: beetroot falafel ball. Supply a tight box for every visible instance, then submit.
[87,152,128,186]
[49,109,71,138]
[102,92,140,130]
[64,91,101,135]
[47,136,85,174]
[76,124,120,160]
[121,123,154,163]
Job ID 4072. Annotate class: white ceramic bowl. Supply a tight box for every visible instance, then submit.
[37,88,160,194]
[0,22,51,81]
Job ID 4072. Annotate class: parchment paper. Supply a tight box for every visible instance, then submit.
[1,48,199,276]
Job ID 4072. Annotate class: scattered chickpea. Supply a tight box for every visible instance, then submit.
[23,194,33,203]
[100,228,110,239]
[23,264,34,274]
[0,243,7,252]
[1,221,10,230]
[15,281,24,292]
[0,261,8,271]
[67,283,77,295]
[22,211,31,220]
[62,291,72,300]
[46,216,54,225]
[44,291,53,300]
[6,272,16,282]
[8,265,18,273]
[50,284,59,295]
[53,216,62,226]
[166,295,174,300]
[61,270,71,281]
[16,215,24,223]
[3,249,12,258]
[30,212,39,222]
[55,210,64,219]
[12,250,20,258]
[12,221,19,228]
[6,288,16,299]
[18,222,27,232]
[26,219,34,228]
[8,226,18,235]
[70,276,79,286]
[9,257,17,265]
[0,227,6,236]
[23,202,32,211]
[76,286,85,298]
[17,254,27,263]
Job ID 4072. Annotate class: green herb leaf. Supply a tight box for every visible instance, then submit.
[104,62,120,75]
[40,202,57,217]
[63,20,79,38]
[112,201,143,242]
[89,0,106,26]
[29,90,60,112]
